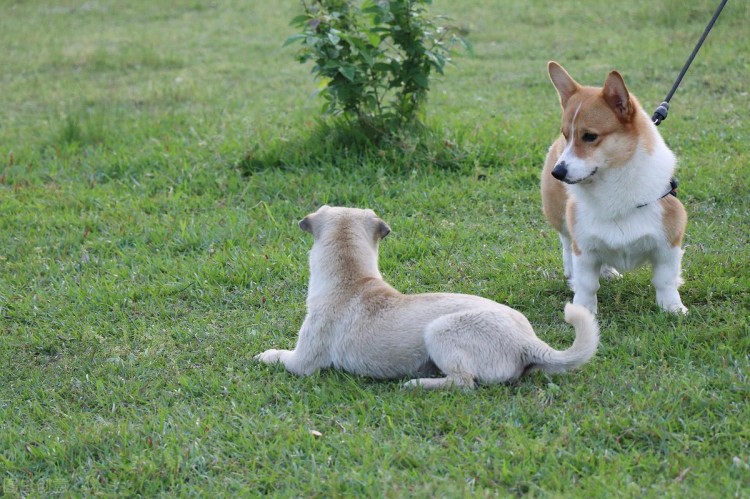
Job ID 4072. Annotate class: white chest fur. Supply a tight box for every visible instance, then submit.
[575,202,665,270]
[567,130,675,271]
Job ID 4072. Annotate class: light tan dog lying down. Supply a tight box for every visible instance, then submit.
[255,206,599,389]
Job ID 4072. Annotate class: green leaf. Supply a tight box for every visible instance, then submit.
[289,14,310,27]
[328,30,341,45]
[282,34,307,48]
[412,73,429,89]
[338,65,356,82]
[364,93,378,112]
[362,0,386,12]
[372,62,392,73]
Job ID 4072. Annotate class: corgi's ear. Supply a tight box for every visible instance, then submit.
[548,61,580,108]
[603,71,632,120]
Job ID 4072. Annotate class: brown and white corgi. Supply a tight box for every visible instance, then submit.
[541,61,688,314]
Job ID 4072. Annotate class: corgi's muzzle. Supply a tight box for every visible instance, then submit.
[552,161,598,185]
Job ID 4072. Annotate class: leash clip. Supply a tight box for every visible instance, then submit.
[652,101,670,126]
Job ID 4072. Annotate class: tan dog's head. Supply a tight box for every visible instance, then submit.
[299,205,390,243]
[547,61,648,185]
[299,206,391,281]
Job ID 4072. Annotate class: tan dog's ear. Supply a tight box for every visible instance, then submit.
[548,61,580,108]
[376,219,391,239]
[299,214,314,233]
[300,205,330,234]
[365,209,390,240]
[602,70,632,120]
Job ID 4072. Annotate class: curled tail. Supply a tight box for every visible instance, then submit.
[528,303,599,374]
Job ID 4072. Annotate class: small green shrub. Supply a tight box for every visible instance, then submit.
[286,0,465,137]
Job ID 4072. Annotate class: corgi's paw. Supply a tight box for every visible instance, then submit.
[664,303,688,315]
[600,265,621,280]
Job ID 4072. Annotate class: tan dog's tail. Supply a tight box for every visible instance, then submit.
[529,303,599,374]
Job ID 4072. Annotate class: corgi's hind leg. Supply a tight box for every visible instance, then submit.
[559,232,575,288]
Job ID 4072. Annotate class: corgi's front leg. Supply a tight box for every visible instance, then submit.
[559,232,574,283]
[653,245,688,314]
[572,252,601,314]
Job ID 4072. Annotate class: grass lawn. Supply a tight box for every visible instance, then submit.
[1,0,748,496]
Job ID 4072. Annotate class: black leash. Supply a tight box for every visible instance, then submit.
[651,0,728,126]
[643,0,728,208]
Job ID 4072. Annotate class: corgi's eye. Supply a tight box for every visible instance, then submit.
[582,132,598,143]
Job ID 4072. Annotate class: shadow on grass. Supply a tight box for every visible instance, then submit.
[234,118,509,177]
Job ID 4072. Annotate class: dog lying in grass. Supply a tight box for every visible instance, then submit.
[255,206,599,389]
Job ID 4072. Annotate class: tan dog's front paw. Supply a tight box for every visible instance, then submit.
[255,349,285,364]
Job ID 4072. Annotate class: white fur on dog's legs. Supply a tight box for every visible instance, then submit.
[403,375,475,390]
[255,349,286,364]
[559,232,574,285]
[561,232,620,287]
[255,348,324,376]
[572,253,600,314]
[653,246,688,314]
[255,317,332,375]
[255,348,296,369]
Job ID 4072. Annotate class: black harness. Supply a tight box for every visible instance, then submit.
[637,178,678,208]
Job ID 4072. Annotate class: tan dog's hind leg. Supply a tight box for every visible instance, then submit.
[403,375,475,390]
[403,310,529,389]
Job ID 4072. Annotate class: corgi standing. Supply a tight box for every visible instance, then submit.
[541,62,688,315]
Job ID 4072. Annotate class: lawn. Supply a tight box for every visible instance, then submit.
[1,0,748,496]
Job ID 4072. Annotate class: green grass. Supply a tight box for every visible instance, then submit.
[1,0,749,496]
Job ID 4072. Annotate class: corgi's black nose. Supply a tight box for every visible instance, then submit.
[551,162,568,181]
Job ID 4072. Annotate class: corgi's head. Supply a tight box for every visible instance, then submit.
[547,61,651,185]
